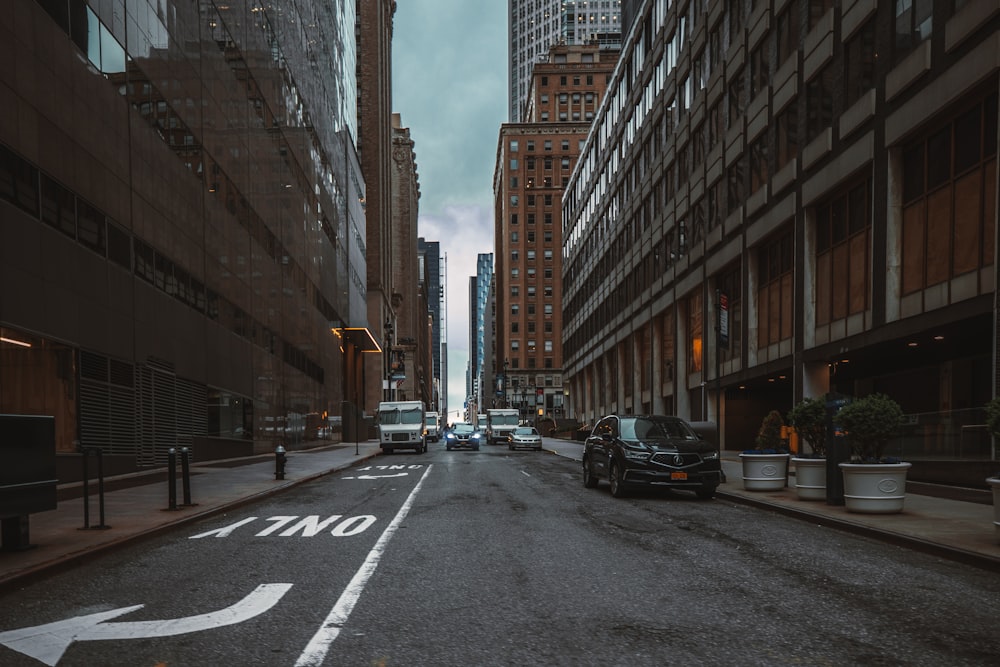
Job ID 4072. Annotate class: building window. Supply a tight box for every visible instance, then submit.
[815,180,871,326]
[511,304,520,316]
[750,134,769,194]
[510,140,519,152]
[776,103,798,170]
[901,92,998,295]
[805,66,834,144]
[757,230,794,347]
[544,304,553,315]
[749,40,769,101]
[511,231,519,243]
[511,213,519,225]
[776,2,800,67]
[511,286,520,297]
[544,341,553,352]
[845,19,876,108]
[893,0,932,60]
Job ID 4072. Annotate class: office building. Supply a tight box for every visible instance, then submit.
[495,43,617,425]
[561,0,999,480]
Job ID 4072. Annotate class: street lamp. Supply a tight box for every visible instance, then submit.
[384,317,394,401]
[503,358,509,408]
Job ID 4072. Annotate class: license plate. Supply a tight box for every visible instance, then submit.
[670,472,688,480]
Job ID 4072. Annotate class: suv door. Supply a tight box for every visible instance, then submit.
[587,417,616,479]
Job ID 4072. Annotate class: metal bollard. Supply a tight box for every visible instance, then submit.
[180,446,194,506]
[167,447,178,510]
[275,445,287,480]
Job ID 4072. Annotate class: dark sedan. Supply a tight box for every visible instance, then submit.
[582,414,722,499]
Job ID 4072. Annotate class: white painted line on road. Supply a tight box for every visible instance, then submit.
[0,584,293,666]
[521,470,531,477]
[295,464,433,667]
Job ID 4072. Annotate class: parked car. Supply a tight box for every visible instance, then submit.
[445,422,481,451]
[582,414,722,499]
[508,426,542,451]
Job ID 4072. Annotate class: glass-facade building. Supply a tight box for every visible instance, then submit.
[0,1,366,464]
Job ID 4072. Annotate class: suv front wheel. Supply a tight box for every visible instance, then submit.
[608,461,627,498]
[582,457,599,488]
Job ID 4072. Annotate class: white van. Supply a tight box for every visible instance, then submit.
[377,401,427,454]
[425,411,441,442]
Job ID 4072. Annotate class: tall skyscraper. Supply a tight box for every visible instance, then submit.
[508,0,622,122]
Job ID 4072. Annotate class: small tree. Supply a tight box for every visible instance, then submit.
[754,409,787,453]
[787,397,827,457]
[837,393,904,462]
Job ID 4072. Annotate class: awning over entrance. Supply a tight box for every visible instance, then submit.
[332,327,382,353]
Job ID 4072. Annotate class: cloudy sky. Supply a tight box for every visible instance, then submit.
[392,1,508,421]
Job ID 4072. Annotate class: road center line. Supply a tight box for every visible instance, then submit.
[295,464,432,667]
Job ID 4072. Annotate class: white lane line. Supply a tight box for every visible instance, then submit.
[295,464,432,667]
[521,470,531,477]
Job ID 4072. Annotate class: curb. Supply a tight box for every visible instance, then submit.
[0,450,382,595]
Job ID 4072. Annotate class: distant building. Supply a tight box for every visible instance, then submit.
[561,0,1000,478]
[418,238,444,414]
[467,255,494,411]
[494,43,618,424]
[508,0,622,122]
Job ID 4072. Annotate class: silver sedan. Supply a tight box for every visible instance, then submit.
[508,426,542,451]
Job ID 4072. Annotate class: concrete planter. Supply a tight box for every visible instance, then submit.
[839,462,912,514]
[988,477,1000,544]
[791,457,826,501]
[740,453,789,491]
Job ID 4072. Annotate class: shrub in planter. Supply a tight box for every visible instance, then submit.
[836,393,904,463]
[752,409,788,453]
[786,397,827,458]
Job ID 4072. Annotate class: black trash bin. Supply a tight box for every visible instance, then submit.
[0,414,57,551]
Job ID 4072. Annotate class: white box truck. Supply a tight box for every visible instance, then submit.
[377,400,427,454]
[486,408,520,445]
[425,411,441,442]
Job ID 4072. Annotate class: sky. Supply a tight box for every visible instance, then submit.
[392,1,508,422]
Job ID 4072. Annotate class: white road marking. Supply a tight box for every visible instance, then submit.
[0,583,293,666]
[295,464,433,667]
[521,470,531,477]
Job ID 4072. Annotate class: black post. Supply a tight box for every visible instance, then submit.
[167,447,178,510]
[81,447,91,529]
[180,447,193,506]
[94,447,108,528]
[825,393,850,505]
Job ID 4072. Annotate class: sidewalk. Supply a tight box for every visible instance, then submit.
[0,441,383,592]
[543,439,1000,572]
[1,439,998,594]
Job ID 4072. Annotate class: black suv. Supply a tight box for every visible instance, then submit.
[582,415,722,499]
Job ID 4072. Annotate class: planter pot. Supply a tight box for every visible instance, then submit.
[839,462,912,514]
[791,457,826,501]
[988,478,1000,544]
[740,453,789,491]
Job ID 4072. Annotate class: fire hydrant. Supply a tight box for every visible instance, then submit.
[275,445,287,480]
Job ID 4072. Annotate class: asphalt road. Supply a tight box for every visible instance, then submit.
[0,444,998,666]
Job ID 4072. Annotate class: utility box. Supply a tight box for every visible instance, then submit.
[0,414,57,551]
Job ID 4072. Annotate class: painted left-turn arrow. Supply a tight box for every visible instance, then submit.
[0,583,293,666]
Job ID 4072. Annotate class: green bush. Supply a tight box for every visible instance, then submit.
[984,397,1000,441]
[787,397,827,457]
[754,409,787,453]
[836,393,904,462]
